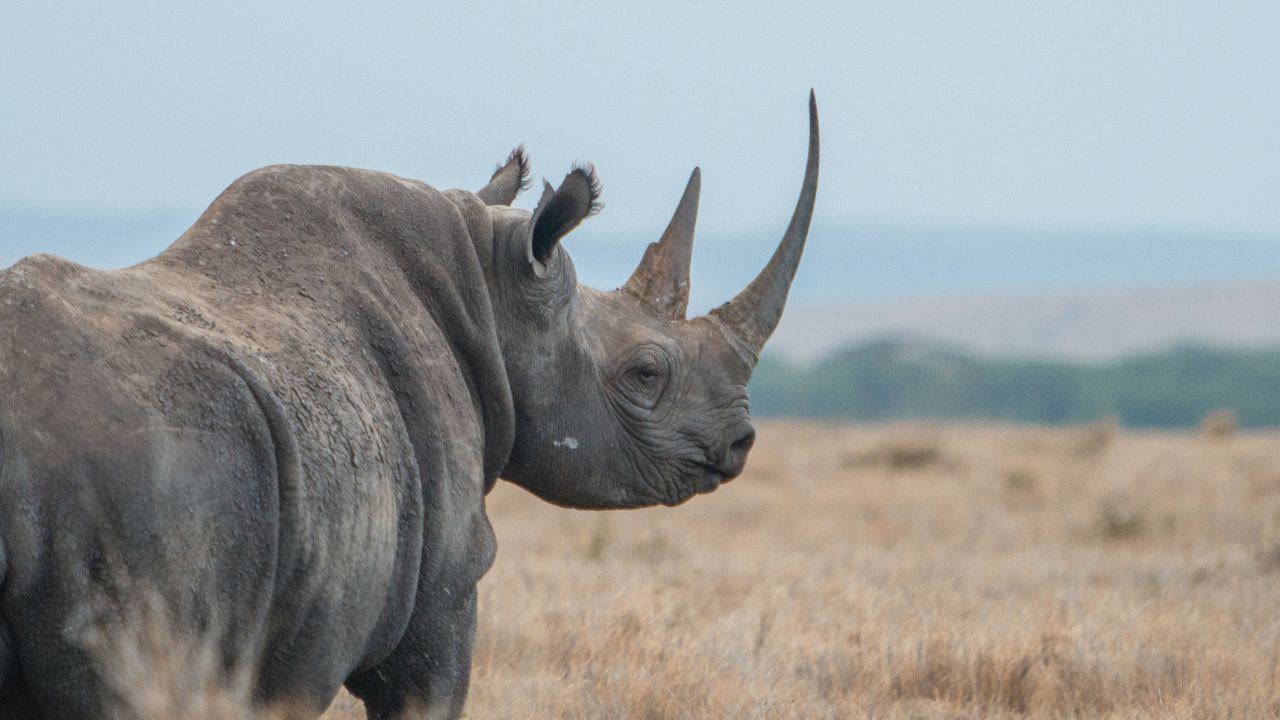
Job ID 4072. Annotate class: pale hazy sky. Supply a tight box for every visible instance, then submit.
[2,1,1278,238]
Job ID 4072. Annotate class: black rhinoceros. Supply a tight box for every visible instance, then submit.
[0,94,818,719]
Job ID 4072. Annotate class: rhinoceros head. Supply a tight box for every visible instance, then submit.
[476,94,818,508]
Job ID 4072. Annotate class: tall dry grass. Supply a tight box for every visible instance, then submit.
[94,422,1280,718]
[449,422,1280,719]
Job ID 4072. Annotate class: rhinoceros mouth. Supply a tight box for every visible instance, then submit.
[697,453,747,484]
[693,462,729,493]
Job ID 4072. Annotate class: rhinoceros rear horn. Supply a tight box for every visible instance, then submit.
[527,164,602,266]
[709,91,819,359]
[621,168,701,320]
[477,146,530,206]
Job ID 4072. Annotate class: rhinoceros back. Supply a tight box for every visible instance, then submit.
[0,165,507,717]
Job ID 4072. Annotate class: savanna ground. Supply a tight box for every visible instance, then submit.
[306,420,1280,719]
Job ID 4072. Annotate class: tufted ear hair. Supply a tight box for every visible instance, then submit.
[527,164,601,265]
[477,146,530,206]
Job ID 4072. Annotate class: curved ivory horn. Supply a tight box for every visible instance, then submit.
[621,168,701,319]
[708,91,819,358]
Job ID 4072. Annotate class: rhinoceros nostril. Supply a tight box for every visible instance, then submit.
[716,427,756,480]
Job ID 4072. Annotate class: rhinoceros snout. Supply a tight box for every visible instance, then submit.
[716,425,756,481]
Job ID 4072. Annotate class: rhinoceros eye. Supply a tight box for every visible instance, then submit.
[618,349,669,409]
[633,364,659,385]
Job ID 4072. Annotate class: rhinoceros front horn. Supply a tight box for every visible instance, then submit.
[709,91,820,359]
[621,168,701,319]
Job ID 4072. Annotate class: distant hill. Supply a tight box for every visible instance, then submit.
[5,209,1280,363]
[769,281,1280,362]
[6,208,1280,302]
[0,209,188,269]
[750,339,1280,428]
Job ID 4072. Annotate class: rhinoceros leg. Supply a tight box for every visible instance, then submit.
[0,614,13,695]
[344,584,478,720]
[0,518,35,717]
[0,683,47,720]
[0,648,48,720]
[0,604,50,719]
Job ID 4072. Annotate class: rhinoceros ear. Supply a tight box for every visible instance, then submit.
[477,146,530,206]
[527,164,601,266]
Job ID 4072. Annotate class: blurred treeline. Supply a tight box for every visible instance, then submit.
[751,340,1280,428]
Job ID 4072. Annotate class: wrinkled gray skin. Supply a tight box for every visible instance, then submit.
[0,95,817,719]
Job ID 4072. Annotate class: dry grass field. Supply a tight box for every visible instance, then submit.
[310,421,1280,718]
